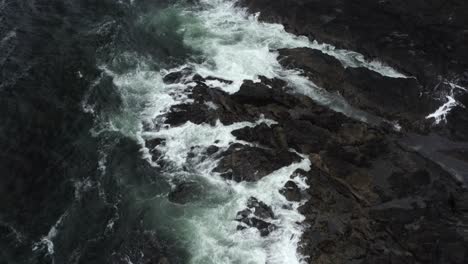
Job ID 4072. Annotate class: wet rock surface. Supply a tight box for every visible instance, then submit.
[242,0,468,141]
[168,181,205,204]
[280,180,302,202]
[214,143,302,182]
[278,47,437,128]
[240,0,468,85]
[160,70,468,263]
[236,197,277,237]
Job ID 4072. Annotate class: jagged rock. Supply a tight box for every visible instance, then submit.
[280,181,302,202]
[214,144,301,182]
[247,197,275,219]
[232,80,275,106]
[240,0,468,85]
[156,72,468,263]
[165,103,215,126]
[163,68,192,84]
[235,197,276,236]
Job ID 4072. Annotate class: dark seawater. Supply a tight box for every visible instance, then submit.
[0,0,192,263]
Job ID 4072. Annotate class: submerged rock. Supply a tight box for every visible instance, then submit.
[168,181,205,205]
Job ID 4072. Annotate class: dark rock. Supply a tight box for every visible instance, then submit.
[241,0,468,140]
[280,181,302,202]
[279,46,437,123]
[341,67,432,119]
[297,133,468,264]
[147,70,468,264]
[191,74,205,83]
[447,99,468,141]
[278,47,345,89]
[163,68,192,84]
[214,144,301,182]
[165,103,215,126]
[145,138,164,150]
[281,119,333,154]
[247,197,275,219]
[238,217,276,237]
[442,149,468,163]
[232,80,275,106]
[232,124,289,150]
[205,76,234,84]
[235,197,276,236]
[240,0,468,85]
[205,145,220,155]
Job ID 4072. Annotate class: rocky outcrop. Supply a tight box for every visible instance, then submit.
[160,70,468,263]
[241,0,468,141]
[278,47,438,131]
[214,143,301,182]
[236,197,277,237]
[240,0,468,85]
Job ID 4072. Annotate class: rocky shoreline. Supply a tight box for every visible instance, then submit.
[2,0,467,263]
[240,0,468,141]
[152,66,468,263]
[231,1,468,262]
[151,1,468,261]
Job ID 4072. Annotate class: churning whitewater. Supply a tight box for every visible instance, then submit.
[82,0,407,263]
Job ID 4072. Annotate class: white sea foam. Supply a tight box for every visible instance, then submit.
[182,0,405,96]
[426,81,466,124]
[426,96,459,124]
[141,117,310,264]
[179,0,397,123]
[32,211,68,257]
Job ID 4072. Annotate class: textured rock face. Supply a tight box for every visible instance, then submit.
[241,0,468,142]
[160,70,468,263]
[236,197,277,236]
[277,47,461,137]
[214,144,302,182]
[240,0,468,84]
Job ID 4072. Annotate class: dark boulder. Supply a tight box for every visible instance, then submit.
[235,197,276,236]
[214,144,301,182]
[165,103,215,126]
[280,181,302,202]
[247,197,275,219]
[232,80,275,106]
[163,68,192,84]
